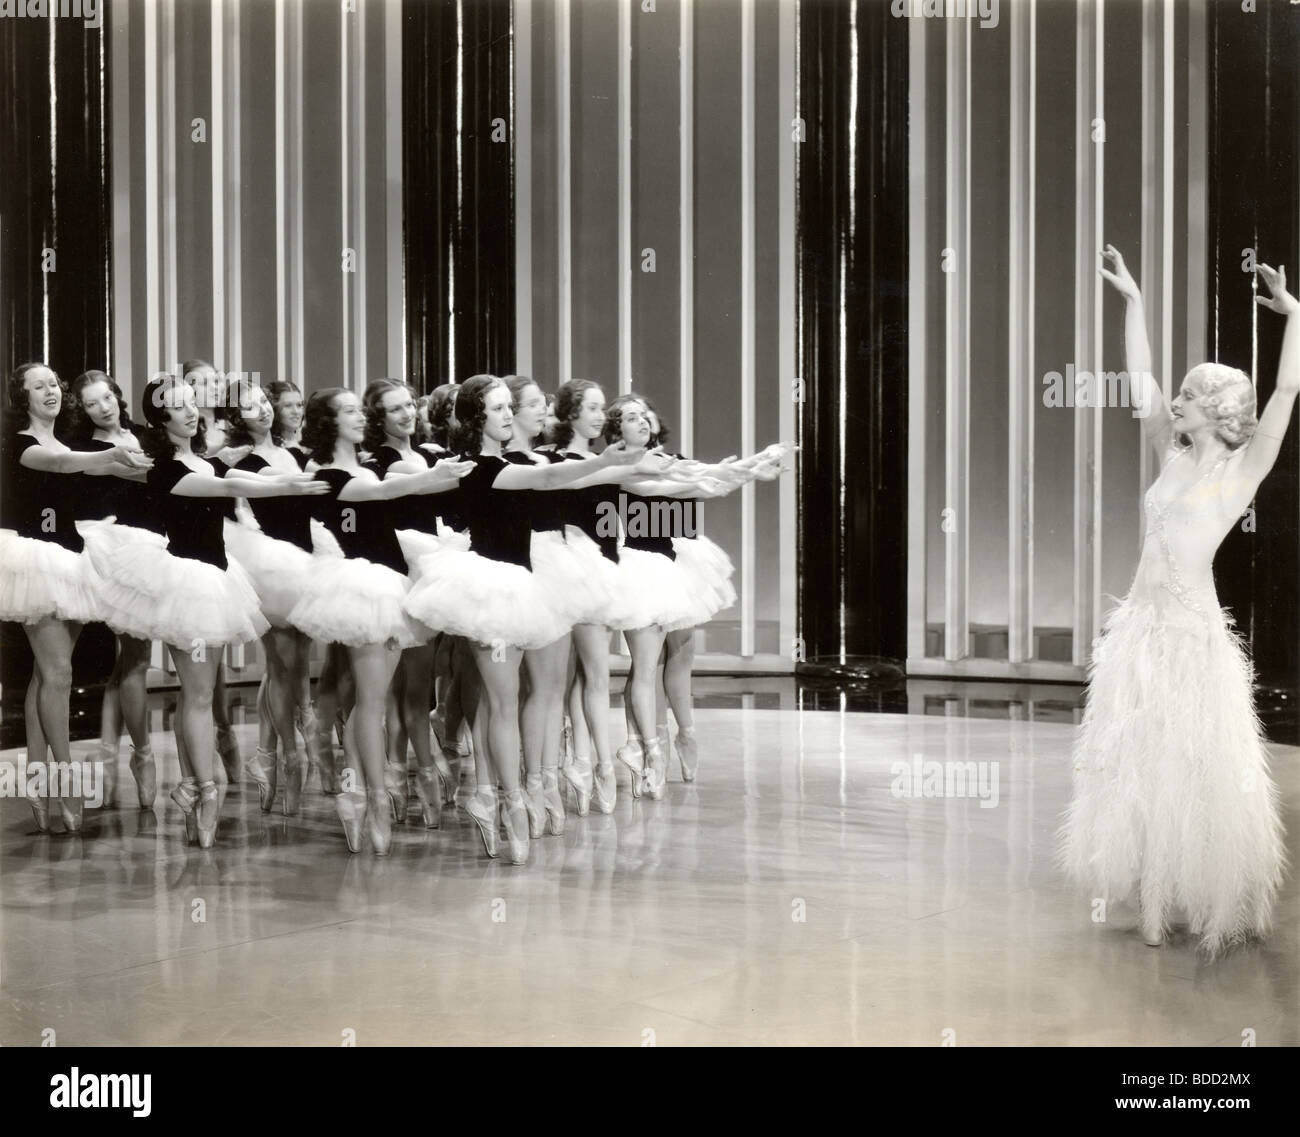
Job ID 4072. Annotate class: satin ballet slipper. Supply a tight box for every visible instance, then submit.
[96,743,120,809]
[523,774,547,839]
[246,746,278,813]
[413,766,442,829]
[642,740,667,801]
[280,747,308,816]
[298,704,329,793]
[129,744,157,809]
[591,761,616,815]
[335,788,367,854]
[616,736,646,776]
[366,788,393,855]
[195,780,220,849]
[215,724,242,784]
[562,757,593,817]
[26,780,51,833]
[384,762,409,823]
[463,790,499,859]
[541,767,566,835]
[675,726,699,783]
[500,788,530,866]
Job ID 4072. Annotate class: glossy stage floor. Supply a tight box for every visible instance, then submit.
[1,691,1296,1047]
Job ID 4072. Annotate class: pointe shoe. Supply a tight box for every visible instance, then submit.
[196,781,220,849]
[523,775,547,839]
[562,757,593,817]
[463,791,499,859]
[298,704,331,792]
[129,745,157,809]
[97,743,120,809]
[592,762,616,814]
[500,788,530,866]
[413,766,442,829]
[675,727,699,783]
[541,768,566,834]
[335,789,367,853]
[246,746,278,813]
[384,762,409,823]
[435,754,458,807]
[366,788,393,855]
[172,777,200,845]
[1141,915,1164,947]
[313,725,340,795]
[216,724,242,783]
[54,788,84,833]
[616,737,646,776]
[280,749,307,816]
[643,740,667,801]
[26,782,51,833]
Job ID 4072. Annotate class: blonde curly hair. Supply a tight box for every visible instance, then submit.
[1178,362,1257,449]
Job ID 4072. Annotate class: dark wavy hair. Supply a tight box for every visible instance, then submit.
[264,380,303,440]
[450,374,508,455]
[5,362,69,437]
[223,376,283,449]
[140,375,208,460]
[302,388,354,466]
[67,370,134,442]
[602,393,650,446]
[428,383,459,449]
[631,392,671,450]
[362,378,425,453]
[552,379,603,448]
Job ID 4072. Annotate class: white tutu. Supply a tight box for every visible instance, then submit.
[665,535,737,630]
[529,529,617,628]
[86,526,268,647]
[288,555,431,649]
[222,520,317,628]
[396,523,470,581]
[310,518,345,559]
[404,544,572,650]
[0,528,101,624]
[1059,597,1286,957]
[606,546,698,632]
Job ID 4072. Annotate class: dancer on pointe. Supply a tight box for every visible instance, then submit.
[88,376,327,848]
[287,388,471,855]
[1060,245,1293,955]
[69,370,164,810]
[401,374,671,864]
[1,364,151,832]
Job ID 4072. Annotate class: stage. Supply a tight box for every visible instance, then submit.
[2,697,1295,1047]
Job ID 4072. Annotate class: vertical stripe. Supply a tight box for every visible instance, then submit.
[276,0,288,386]
[906,16,927,663]
[943,19,970,662]
[340,0,350,390]
[679,0,694,456]
[212,0,225,372]
[777,0,795,659]
[352,0,367,387]
[144,0,160,376]
[556,0,572,385]
[740,0,755,656]
[111,0,131,397]
[618,0,631,393]
[515,0,533,377]
[224,0,241,377]
[1007,0,1035,662]
[1185,0,1207,375]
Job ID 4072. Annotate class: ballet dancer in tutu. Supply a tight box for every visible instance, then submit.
[288,388,471,855]
[220,377,328,816]
[68,370,165,810]
[86,376,327,847]
[1060,246,1294,955]
[401,375,671,864]
[1,363,152,832]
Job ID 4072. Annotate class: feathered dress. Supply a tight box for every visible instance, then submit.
[1059,449,1286,956]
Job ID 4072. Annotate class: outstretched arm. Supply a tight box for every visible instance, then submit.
[1237,262,1299,489]
[1100,245,1174,458]
[20,441,151,476]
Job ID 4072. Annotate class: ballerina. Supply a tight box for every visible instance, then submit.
[1060,245,1293,955]
[68,370,164,811]
[1,363,152,832]
[287,387,471,855]
[401,374,670,864]
[87,375,327,847]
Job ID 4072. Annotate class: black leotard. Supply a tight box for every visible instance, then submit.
[235,452,313,552]
[75,428,166,534]
[311,467,408,574]
[540,448,620,562]
[459,453,533,570]
[368,445,442,536]
[504,450,566,534]
[147,456,232,569]
[1,433,89,552]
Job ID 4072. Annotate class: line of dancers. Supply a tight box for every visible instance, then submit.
[1,361,793,865]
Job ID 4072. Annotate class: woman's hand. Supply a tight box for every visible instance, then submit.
[1099,244,1141,304]
[281,473,329,495]
[112,443,153,471]
[1256,263,1299,318]
[430,457,475,482]
[632,446,674,476]
[213,443,254,467]
[598,440,647,467]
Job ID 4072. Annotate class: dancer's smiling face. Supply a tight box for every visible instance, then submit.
[238,385,275,439]
[482,383,514,444]
[381,387,417,441]
[79,379,120,431]
[615,400,651,448]
[160,383,200,439]
[185,363,224,411]
[275,387,303,434]
[1170,377,1210,437]
[572,387,606,441]
[512,382,546,440]
[23,366,62,422]
[332,391,366,445]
